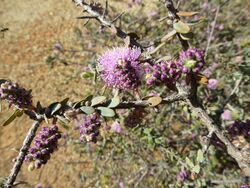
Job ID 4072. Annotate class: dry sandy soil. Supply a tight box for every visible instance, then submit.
[0,0,98,187]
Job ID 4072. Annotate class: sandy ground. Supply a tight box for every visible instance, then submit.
[0,0,94,187]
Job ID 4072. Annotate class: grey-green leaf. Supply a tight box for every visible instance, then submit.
[97,107,115,117]
[196,149,204,163]
[192,164,200,174]
[173,20,190,34]
[91,96,106,106]
[108,96,120,108]
[80,106,95,115]
[185,157,194,168]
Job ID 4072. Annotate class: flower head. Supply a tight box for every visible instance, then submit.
[0,81,32,110]
[25,125,61,169]
[111,121,122,133]
[98,47,143,90]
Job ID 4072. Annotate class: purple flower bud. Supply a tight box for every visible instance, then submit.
[207,79,218,90]
[177,170,190,182]
[111,121,122,133]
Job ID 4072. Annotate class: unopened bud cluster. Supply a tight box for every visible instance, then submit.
[145,48,205,88]
[0,81,32,109]
[25,125,61,169]
[79,113,101,142]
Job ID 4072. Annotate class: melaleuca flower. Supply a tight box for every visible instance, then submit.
[98,47,143,90]
[111,121,122,133]
[79,113,101,142]
[145,61,182,87]
[25,125,61,169]
[221,109,232,121]
[178,48,205,74]
[0,81,32,110]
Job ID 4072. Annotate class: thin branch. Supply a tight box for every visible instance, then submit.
[5,120,42,188]
[73,0,143,49]
[164,0,250,176]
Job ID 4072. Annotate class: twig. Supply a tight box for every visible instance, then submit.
[5,120,42,188]
[73,0,143,49]
[205,6,220,56]
[164,0,250,176]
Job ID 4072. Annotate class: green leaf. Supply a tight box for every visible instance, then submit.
[173,20,190,34]
[80,106,95,115]
[108,96,120,108]
[185,157,194,168]
[81,72,94,79]
[147,96,162,107]
[91,96,106,106]
[192,164,200,174]
[197,149,204,163]
[97,107,115,117]
[2,109,23,126]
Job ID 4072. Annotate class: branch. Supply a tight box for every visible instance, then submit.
[73,0,143,49]
[164,0,250,176]
[116,92,188,109]
[4,120,42,188]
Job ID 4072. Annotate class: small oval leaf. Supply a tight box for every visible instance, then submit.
[173,20,190,34]
[192,165,200,174]
[81,72,94,79]
[196,149,204,163]
[108,96,120,108]
[97,107,115,117]
[80,106,95,115]
[147,96,162,107]
[2,109,23,126]
[177,11,199,17]
[91,96,106,106]
[185,157,194,168]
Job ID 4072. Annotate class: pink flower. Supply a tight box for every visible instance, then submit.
[98,47,143,90]
[111,121,122,133]
[221,110,232,121]
[207,79,218,90]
